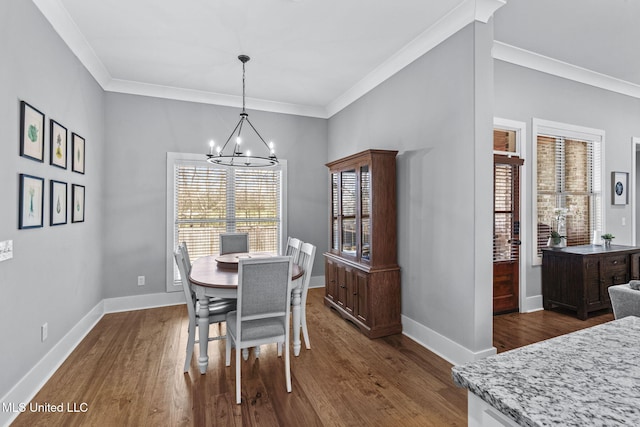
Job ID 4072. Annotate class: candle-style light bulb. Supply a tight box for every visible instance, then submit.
[216,146,222,154]
[246,150,251,158]
[236,137,242,145]
[209,140,215,154]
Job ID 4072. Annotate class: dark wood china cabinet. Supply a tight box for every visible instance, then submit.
[324,149,401,338]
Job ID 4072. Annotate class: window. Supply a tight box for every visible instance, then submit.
[533,119,604,265]
[166,153,287,291]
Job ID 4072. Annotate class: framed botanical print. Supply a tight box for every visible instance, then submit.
[612,171,629,205]
[19,174,44,229]
[50,120,68,169]
[72,184,85,223]
[50,180,67,226]
[20,101,45,162]
[72,133,85,174]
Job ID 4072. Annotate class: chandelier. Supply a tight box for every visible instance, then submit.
[206,55,278,167]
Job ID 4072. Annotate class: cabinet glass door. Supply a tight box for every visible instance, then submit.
[360,165,371,261]
[331,173,339,250]
[341,170,357,255]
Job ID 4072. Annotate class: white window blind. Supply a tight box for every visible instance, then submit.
[494,162,517,262]
[169,155,284,287]
[535,133,602,262]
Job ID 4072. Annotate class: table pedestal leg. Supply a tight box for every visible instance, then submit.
[292,287,302,356]
[198,295,209,374]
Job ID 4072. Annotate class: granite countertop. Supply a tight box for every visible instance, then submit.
[452,316,640,426]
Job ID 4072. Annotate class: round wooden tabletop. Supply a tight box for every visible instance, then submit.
[190,254,303,289]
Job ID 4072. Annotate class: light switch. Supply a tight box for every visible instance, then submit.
[0,240,13,262]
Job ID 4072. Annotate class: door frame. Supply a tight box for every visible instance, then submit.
[631,137,640,245]
[494,117,527,313]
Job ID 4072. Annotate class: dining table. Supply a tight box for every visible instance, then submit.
[189,252,305,374]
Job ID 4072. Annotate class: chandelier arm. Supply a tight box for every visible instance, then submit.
[244,117,272,149]
[218,117,244,154]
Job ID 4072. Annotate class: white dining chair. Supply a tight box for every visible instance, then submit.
[220,232,250,255]
[175,247,236,373]
[284,236,302,264]
[225,256,294,404]
[296,242,316,350]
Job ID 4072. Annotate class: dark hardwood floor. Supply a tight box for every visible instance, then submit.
[12,289,614,426]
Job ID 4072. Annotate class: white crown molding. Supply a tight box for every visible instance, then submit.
[326,0,506,117]
[106,78,328,118]
[493,41,640,99]
[34,0,508,119]
[32,0,111,88]
[475,0,506,23]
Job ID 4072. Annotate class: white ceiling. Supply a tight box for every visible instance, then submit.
[33,0,640,118]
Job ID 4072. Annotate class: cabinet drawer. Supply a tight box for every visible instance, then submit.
[601,255,627,270]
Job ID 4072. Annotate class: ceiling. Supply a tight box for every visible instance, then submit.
[33,0,640,118]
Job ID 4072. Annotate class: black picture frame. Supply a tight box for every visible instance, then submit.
[72,133,85,174]
[19,174,44,229]
[50,180,67,226]
[50,119,68,169]
[20,101,45,162]
[72,184,85,223]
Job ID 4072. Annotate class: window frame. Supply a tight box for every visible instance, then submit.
[532,118,605,266]
[165,152,288,292]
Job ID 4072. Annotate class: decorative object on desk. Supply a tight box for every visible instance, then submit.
[205,55,278,168]
[19,101,45,162]
[18,174,44,229]
[601,233,614,248]
[592,229,602,245]
[629,280,640,291]
[72,133,85,174]
[611,171,628,205]
[547,230,566,248]
[549,207,569,247]
[71,184,85,223]
[50,180,67,226]
[50,119,67,169]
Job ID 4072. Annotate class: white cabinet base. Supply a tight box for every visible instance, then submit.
[468,392,518,427]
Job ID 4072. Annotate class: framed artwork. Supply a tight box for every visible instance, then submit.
[50,119,68,169]
[72,133,85,174]
[612,172,629,205]
[72,184,85,223]
[20,101,45,162]
[19,174,44,229]
[50,180,67,226]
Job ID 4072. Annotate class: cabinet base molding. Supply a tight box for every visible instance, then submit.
[324,297,402,339]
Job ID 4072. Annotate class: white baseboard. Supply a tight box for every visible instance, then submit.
[402,315,497,366]
[0,301,104,427]
[0,291,186,427]
[103,291,185,313]
[309,275,325,289]
[522,295,543,313]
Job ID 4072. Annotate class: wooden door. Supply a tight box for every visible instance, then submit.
[493,155,523,314]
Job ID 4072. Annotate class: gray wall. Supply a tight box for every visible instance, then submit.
[103,93,328,298]
[494,60,640,297]
[328,23,495,356]
[0,0,105,398]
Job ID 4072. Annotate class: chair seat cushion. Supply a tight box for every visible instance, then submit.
[195,300,237,322]
[227,311,286,342]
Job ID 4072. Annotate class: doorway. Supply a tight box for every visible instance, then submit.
[493,154,523,313]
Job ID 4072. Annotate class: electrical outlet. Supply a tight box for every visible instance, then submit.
[41,323,48,342]
[0,240,13,262]
[137,276,145,286]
